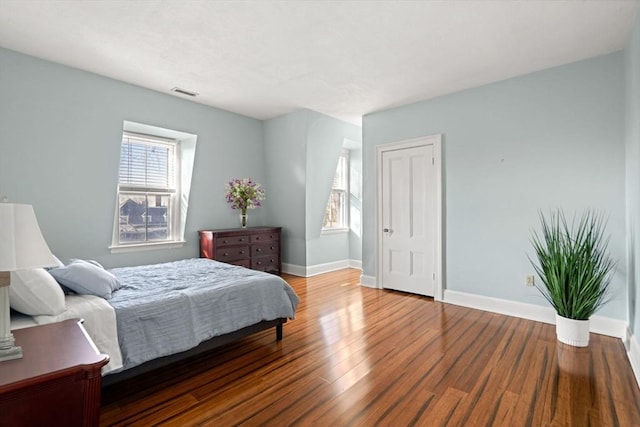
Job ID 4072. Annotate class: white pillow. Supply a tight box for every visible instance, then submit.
[9,268,66,316]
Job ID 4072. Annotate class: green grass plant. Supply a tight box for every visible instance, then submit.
[529,209,615,320]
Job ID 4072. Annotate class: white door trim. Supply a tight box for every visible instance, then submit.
[375,134,443,300]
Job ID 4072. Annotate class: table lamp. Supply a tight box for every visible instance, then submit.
[0,202,58,361]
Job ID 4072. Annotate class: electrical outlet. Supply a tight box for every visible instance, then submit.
[525,275,535,286]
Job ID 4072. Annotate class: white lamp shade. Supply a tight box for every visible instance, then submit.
[0,203,57,271]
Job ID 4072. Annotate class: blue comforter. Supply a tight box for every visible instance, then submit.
[108,258,299,370]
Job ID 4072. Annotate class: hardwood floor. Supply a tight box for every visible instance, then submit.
[101,269,640,426]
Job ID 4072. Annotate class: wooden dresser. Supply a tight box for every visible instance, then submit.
[0,319,108,427]
[199,226,281,275]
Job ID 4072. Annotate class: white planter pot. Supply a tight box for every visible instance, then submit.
[555,313,590,347]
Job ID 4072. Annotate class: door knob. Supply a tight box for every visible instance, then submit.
[383,228,390,233]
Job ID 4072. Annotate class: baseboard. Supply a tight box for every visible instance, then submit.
[629,329,640,388]
[282,260,362,277]
[307,260,348,276]
[281,263,306,277]
[443,290,627,339]
[589,314,628,338]
[360,274,377,288]
[349,259,362,270]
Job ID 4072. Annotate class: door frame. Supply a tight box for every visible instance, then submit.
[375,134,443,300]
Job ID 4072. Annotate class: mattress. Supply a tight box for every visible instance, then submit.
[108,258,299,371]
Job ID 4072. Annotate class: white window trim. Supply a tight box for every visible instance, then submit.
[110,121,197,253]
[109,240,186,253]
[321,227,349,235]
[322,149,350,231]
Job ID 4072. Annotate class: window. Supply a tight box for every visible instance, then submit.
[111,121,197,252]
[323,150,349,230]
[115,132,179,246]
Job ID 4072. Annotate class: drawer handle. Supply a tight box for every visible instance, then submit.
[239,238,245,242]
[257,261,262,265]
[256,248,261,252]
[240,250,245,254]
[224,252,229,256]
[270,246,275,250]
[222,240,228,244]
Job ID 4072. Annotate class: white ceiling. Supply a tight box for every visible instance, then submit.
[0,1,638,126]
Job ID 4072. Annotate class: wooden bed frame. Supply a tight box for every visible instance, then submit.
[101,317,287,387]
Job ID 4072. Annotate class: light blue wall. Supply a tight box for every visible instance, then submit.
[0,48,266,268]
[0,48,361,273]
[305,111,361,266]
[626,11,640,335]
[349,146,363,261]
[362,52,626,319]
[264,109,362,268]
[263,110,309,266]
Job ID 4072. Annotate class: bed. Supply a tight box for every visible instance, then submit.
[9,258,299,384]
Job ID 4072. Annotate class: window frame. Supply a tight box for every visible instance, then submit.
[111,131,183,250]
[322,149,350,232]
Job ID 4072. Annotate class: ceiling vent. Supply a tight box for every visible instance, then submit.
[171,87,199,97]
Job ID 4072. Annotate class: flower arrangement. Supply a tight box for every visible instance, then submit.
[224,178,266,216]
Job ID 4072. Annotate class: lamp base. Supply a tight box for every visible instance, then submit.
[0,345,22,361]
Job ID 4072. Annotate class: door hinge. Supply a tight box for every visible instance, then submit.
[432,157,435,165]
[433,272,436,280]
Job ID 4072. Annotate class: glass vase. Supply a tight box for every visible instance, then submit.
[239,212,248,228]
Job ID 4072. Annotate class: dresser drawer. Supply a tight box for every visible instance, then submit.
[250,232,279,244]
[199,227,281,275]
[217,235,250,246]
[252,256,280,272]
[215,246,250,262]
[252,242,279,257]
[228,259,251,269]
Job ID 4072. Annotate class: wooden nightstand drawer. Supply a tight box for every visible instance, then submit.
[215,246,250,261]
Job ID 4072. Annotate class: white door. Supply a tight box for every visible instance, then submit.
[380,143,437,296]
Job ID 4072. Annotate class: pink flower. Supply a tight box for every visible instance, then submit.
[224,178,266,213]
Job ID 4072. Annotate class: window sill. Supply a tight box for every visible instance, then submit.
[109,240,186,254]
[321,227,349,235]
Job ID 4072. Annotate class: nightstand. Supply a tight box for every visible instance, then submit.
[0,319,108,427]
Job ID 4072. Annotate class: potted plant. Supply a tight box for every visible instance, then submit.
[529,209,615,347]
